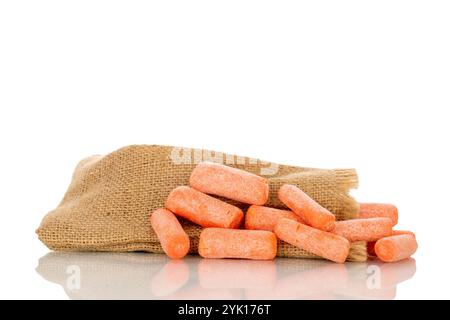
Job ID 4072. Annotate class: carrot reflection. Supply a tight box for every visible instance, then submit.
[198,259,277,289]
[151,259,190,297]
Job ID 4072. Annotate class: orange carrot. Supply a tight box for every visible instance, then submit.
[359,203,398,226]
[245,205,304,232]
[274,218,350,263]
[189,161,269,205]
[198,228,277,260]
[278,184,335,231]
[374,234,418,262]
[332,217,392,242]
[150,208,190,259]
[165,186,243,228]
[367,230,416,256]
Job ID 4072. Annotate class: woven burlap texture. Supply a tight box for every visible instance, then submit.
[36,145,366,261]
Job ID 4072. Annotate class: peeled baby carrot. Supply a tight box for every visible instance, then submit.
[367,230,416,256]
[332,217,393,242]
[358,203,398,226]
[198,228,277,260]
[375,234,418,262]
[189,162,269,205]
[278,184,335,231]
[245,205,304,232]
[274,218,350,263]
[150,208,190,259]
[166,186,243,228]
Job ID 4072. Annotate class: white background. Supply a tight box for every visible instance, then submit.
[0,0,449,299]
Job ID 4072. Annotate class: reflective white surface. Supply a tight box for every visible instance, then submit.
[36,253,416,300]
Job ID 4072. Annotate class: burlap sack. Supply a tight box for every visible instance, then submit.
[36,145,366,261]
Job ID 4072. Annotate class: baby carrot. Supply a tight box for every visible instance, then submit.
[375,234,418,262]
[245,205,304,232]
[150,208,190,259]
[198,228,277,260]
[367,230,416,256]
[358,203,398,226]
[278,184,335,231]
[332,217,393,242]
[274,218,350,263]
[165,186,243,229]
[189,162,269,205]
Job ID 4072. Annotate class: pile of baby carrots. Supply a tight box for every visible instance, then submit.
[150,162,417,263]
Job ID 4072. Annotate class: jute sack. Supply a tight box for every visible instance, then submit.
[36,145,366,261]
